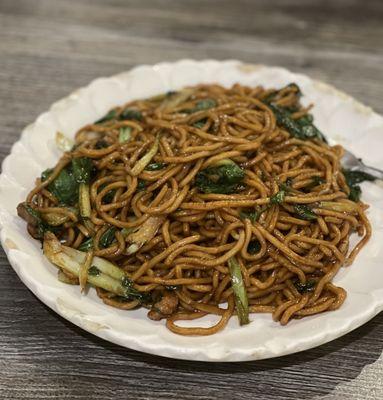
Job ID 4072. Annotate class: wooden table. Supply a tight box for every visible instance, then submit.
[1,1,383,399]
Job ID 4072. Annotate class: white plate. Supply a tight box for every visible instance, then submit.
[1,60,383,362]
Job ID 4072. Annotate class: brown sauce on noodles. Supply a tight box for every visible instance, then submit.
[18,83,371,335]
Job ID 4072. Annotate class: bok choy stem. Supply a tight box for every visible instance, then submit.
[131,135,160,176]
[228,257,249,326]
[79,183,91,218]
[79,250,94,293]
[43,233,149,302]
[72,158,93,218]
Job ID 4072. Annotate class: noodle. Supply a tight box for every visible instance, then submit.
[17,82,372,336]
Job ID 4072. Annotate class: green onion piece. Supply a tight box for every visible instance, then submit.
[131,135,160,176]
[195,159,245,194]
[343,169,376,202]
[96,109,118,124]
[118,126,132,143]
[44,233,149,303]
[42,167,78,206]
[120,108,143,121]
[187,98,217,113]
[125,216,164,255]
[99,227,117,248]
[195,98,217,111]
[270,189,286,205]
[193,119,207,129]
[239,210,260,223]
[137,180,146,191]
[78,237,93,252]
[294,204,317,220]
[72,158,93,218]
[88,266,101,277]
[79,250,94,292]
[79,183,91,218]
[228,257,249,326]
[145,162,166,171]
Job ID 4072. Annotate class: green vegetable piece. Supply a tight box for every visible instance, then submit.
[99,227,117,248]
[72,157,93,217]
[118,126,132,143]
[286,83,302,96]
[193,119,207,129]
[131,135,160,176]
[96,108,143,124]
[247,240,261,254]
[137,179,146,191]
[88,266,101,277]
[25,205,45,239]
[270,189,286,205]
[72,157,92,184]
[121,277,151,303]
[145,162,166,171]
[120,108,143,121]
[42,167,78,206]
[304,176,325,191]
[296,114,313,125]
[78,237,93,252]
[268,104,326,142]
[349,186,362,202]
[194,99,217,111]
[294,204,317,221]
[41,168,53,182]
[78,228,117,251]
[185,99,217,114]
[294,279,316,294]
[343,169,376,202]
[44,235,151,305]
[343,170,376,185]
[23,205,61,239]
[228,257,249,326]
[298,120,327,143]
[96,109,118,124]
[239,210,260,223]
[195,159,245,194]
[263,83,301,104]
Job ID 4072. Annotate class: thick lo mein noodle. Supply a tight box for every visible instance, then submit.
[18,83,372,335]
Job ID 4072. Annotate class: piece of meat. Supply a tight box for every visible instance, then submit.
[126,216,164,255]
[27,224,41,240]
[17,202,38,225]
[147,290,179,321]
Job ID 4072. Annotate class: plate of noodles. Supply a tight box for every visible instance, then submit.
[1,59,383,362]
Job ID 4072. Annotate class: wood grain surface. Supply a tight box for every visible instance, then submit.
[1,1,383,399]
